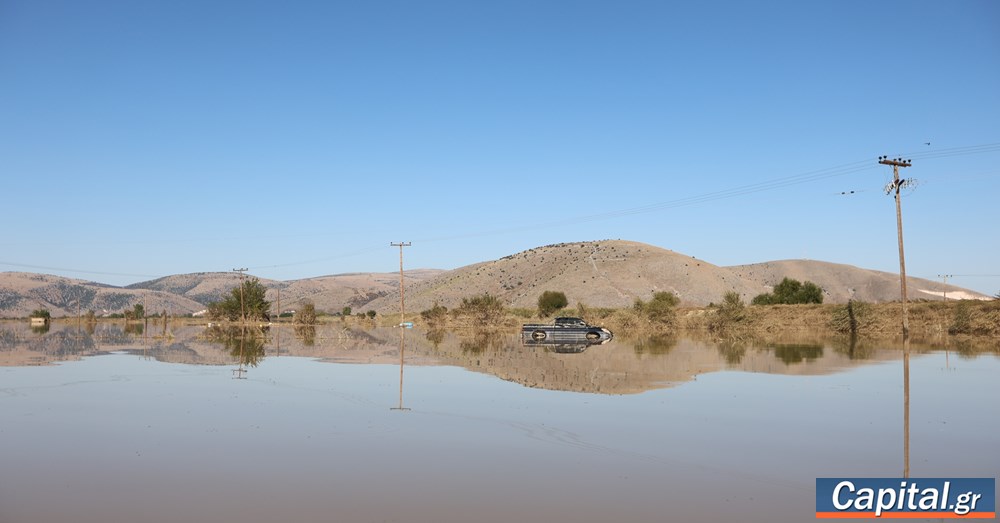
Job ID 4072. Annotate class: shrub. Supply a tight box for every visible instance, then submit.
[537,290,568,317]
[708,291,748,332]
[949,300,973,335]
[752,278,823,305]
[829,299,870,335]
[420,302,449,325]
[455,294,507,325]
[30,309,51,320]
[294,300,317,325]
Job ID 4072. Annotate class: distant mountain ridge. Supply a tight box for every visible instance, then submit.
[0,240,988,318]
[0,272,205,318]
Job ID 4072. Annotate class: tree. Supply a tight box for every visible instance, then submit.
[752,278,823,305]
[342,306,352,317]
[293,300,317,325]
[537,290,568,317]
[207,277,271,322]
[421,302,449,325]
[30,309,51,319]
[709,291,749,332]
[631,291,680,326]
[133,303,145,320]
[456,293,507,325]
[366,310,377,319]
[644,291,679,322]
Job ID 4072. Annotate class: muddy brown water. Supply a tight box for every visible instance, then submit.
[1,323,997,522]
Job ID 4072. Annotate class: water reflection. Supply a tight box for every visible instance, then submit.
[903,336,910,478]
[631,334,677,355]
[1,321,998,398]
[522,336,613,354]
[716,339,748,364]
[459,329,508,354]
[831,335,877,360]
[294,325,316,346]
[3,324,994,523]
[769,343,824,365]
[203,325,269,375]
[392,326,410,411]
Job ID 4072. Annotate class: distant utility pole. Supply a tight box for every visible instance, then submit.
[938,274,954,301]
[390,242,411,326]
[233,267,248,324]
[879,156,915,338]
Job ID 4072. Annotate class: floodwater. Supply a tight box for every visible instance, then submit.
[1,322,997,523]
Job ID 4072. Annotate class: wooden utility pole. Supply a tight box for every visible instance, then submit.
[390,242,411,326]
[879,156,914,338]
[938,274,954,301]
[233,268,248,324]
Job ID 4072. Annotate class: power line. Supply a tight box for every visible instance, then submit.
[3,141,998,279]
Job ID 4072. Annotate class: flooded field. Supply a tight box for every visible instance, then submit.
[1,321,997,523]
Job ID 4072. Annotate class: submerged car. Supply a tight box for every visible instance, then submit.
[521,317,614,343]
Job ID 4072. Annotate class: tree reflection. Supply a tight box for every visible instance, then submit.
[31,323,51,335]
[204,325,268,369]
[770,343,823,365]
[294,325,316,346]
[716,339,748,364]
[831,335,876,360]
[459,330,507,354]
[632,334,677,356]
[124,323,144,336]
[425,329,446,348]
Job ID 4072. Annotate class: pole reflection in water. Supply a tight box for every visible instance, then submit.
[233,331,248,379]
[391,326,410,411]
[903,336,910,478]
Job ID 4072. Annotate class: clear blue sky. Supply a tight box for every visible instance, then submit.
[2,1,998,295]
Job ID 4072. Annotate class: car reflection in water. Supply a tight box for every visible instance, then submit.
[521,336,613,354]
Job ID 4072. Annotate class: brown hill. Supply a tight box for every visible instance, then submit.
[725,260,986,303]
[365,240,988,313]
[2,240,987,318]
[365,240,772,312]
[0,272,204,318]
[128,270,443,313]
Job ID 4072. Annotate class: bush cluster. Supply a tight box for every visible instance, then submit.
[752,278,823,305]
